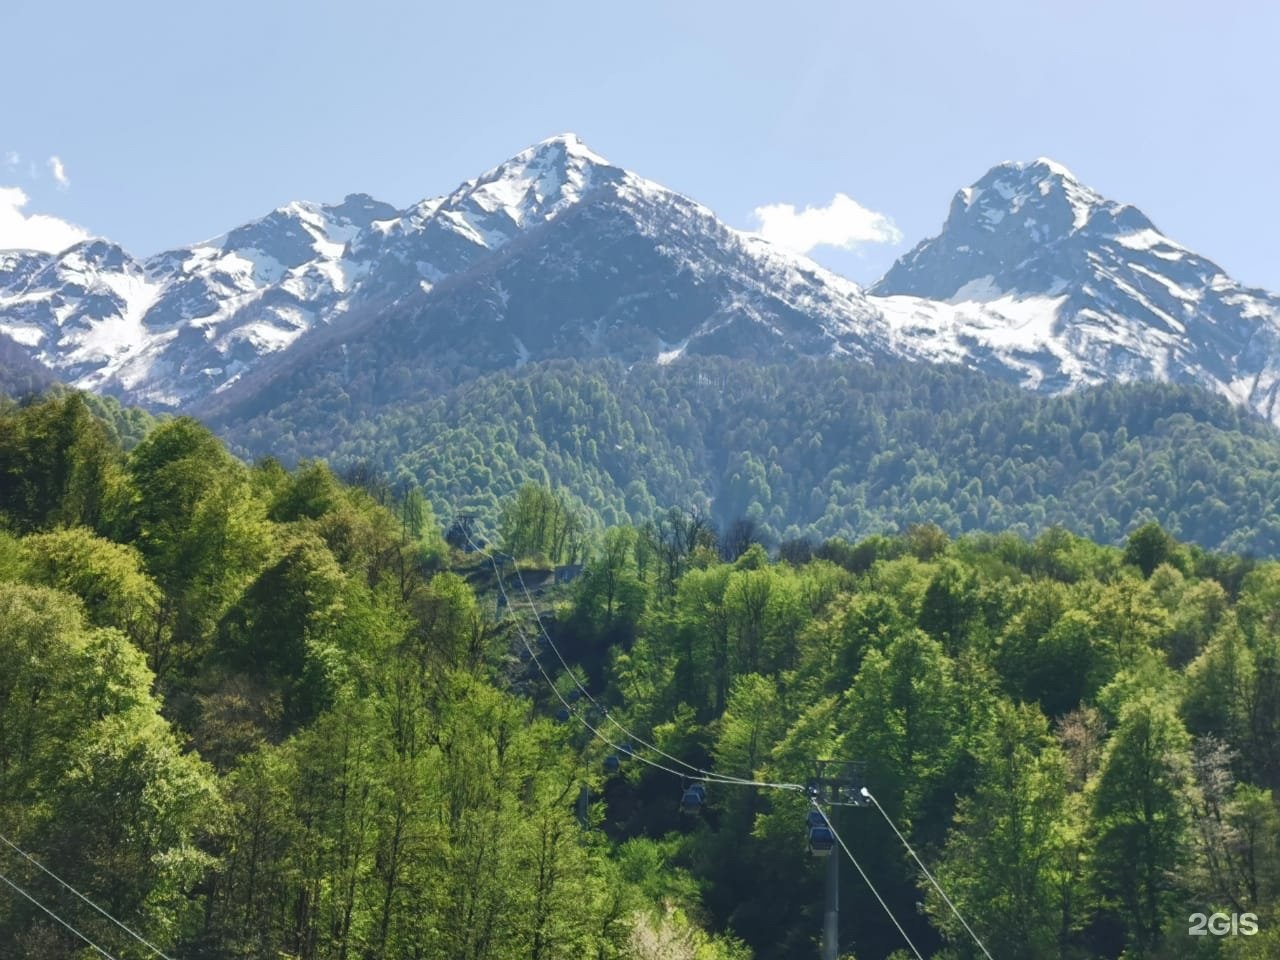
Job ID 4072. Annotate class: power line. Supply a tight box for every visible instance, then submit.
[478,533,806,792]
[810,799,925,960]
[0,865,119,960]
[498,536,726,771]
[469,529,939,957]
[863,788,994,960]
[473,534,789,788]
[0,833,174,960]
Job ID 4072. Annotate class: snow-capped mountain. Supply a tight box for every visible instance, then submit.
[1,135,892,410]
[1,134,891,411]
[868,159,1280,419]
[0,194,397,405]
[4,137,1280,428]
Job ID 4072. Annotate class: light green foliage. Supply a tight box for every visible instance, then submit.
[713,674,783,782]
[215,531,352,729]
[500,481,586,564]
[0,581,221,953]
[7,386,1280,960]
[573,525,648,643]
[1090,694,1194,956]
[410,569,486,671]
[18,526,164,664]
[931,701,1076,959]
[841,629,963,828]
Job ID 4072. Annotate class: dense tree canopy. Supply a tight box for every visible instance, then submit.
[214,355,1280,556]
[3,392,1280,960]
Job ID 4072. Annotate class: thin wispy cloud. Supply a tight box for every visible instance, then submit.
[752,193,903,255]
[0,185,89,253]
[4,151,18,172]
[48,155,69,189]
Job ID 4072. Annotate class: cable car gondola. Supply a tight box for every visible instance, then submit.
[555,707,571,723]
[680,781,708,815]
[603,754,620,774]
[807,810,835,856]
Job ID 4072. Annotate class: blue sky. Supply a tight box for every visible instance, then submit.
[2,0,1276,290]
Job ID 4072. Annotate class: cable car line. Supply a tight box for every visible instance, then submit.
[809,798,926,960]
[467,527,980,958]
[0,832,175,960]
[862,788,994,960]
[0,865,120,960]
[469,531,806,792]
[480,533,808,791]
[504,537,770,782]
[472,532,791,789]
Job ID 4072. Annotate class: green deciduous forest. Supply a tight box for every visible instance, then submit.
[4,392,1280,959]
[213,357,1280,557]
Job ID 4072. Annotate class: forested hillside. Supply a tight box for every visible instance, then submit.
[216,356,1280,557]
[4,392,1280,959]
[0,337,57,399]
[558,515,1280,959]
[0,395,745,960]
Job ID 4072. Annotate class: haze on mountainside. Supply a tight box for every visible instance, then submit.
[2,134,1279,428]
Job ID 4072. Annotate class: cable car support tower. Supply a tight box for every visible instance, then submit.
[807,760,870,960]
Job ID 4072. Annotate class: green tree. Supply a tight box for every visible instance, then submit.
[1090,693,1194,956]
[842,629,963,829]
[0,393,119,532]
[0,581,221,953]
[499,482,585,564]
[574,526,647,643]
[1124,522,1185,578]
[18,527,166,671]
[931,700,1076,959]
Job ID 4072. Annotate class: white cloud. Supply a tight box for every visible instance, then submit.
[4,151,18,171]
[0,186,89,253]
[48,155,69,189]
[752,192,903,255]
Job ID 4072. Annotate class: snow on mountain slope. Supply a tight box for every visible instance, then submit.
[0,194,402,405]
[5,140,1280,428]
[869,158,1280,421]
[186,139,893,423]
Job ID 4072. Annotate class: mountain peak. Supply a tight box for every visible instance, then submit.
[988,156,1082,183]
[487,133,616,182]
[956,157,1104,234]
[524,132,609,164]
[413,133,621,247]
[1029,156,1078,180]
[871,158,1166,302]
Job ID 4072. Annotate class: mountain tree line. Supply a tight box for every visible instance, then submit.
[214,355,1280,558]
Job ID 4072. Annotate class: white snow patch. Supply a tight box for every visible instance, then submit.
[872,290,1075,389]
[657,337,689,364]
[100,270,164,325]
[949,276,1005,302]
[1113,229,1181,252]
[1129,262,1202,305]
[0,322,44,346]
